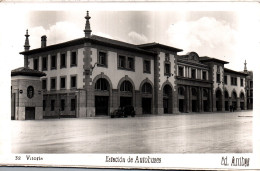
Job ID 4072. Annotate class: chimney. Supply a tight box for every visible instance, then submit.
[41,35,47,48]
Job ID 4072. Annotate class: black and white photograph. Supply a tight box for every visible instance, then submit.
[0,2,259,170]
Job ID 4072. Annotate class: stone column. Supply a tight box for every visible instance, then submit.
[172,88,179,114]
[208,88,212,112]
[78,89,87,117]
[83,42,95,117]
[185,85,190,113]
[222,92,225,111]
[110,89,118,113]
[212,89,217,112]
[237,98,241,111]
[228,98,232,112]
[198,87,202,112]
[135,90,142,115]
[189,86,192,112]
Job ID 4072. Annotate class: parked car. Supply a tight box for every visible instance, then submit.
[111,106,136,118]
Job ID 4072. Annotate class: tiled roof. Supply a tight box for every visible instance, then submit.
[90,35,155,55]
[20,35,156,56]
[224,68,248,76]
[137,43,183,52]
[11,67,46,77]
[199,56,229,64]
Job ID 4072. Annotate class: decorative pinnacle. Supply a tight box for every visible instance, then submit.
[24,29,30,51]
[244,60,247,72]
[84,11,92,38]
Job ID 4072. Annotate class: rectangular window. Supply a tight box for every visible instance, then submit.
[224,75,227,84]
[43,100,46,111]
[51,100,55,111]
[118,55,126,68]
[127,57,134,70]
[51,55,57,69]
[143,60,151,73]
[60,53,66,68]
[178,66,184,77]
[71,51,77,66]
[71,99,76,111]
[240,78,244,87]
[202,71,207,80]
[42,56,47,71]
[98,51,107,67]
[50,77,56,90]
[60,77,66,89]
[60,99,65,111]
[165,63,171,75]
[42,79,47,90]
[217,73,220,83]
[231,77,237,86]
[250,81,253,88]
[33,58,38,70]
[71,76,77,88]
[191,69,196,79]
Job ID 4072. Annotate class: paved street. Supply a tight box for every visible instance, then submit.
[11,111,252,153]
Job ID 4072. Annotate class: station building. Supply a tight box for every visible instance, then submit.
[11,12,253,120]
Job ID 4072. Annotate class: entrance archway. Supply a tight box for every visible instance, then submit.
[120,80,133,107]
[191,87,198,112]
[95,78,110,115]
[178,86,185,112]
[240,92,245,110]
[224,90,229,111]
[141,82,153,114]
[231,91,237,111]
[203,89,209,112]
[216,89,222,111]
[163,84,172,114]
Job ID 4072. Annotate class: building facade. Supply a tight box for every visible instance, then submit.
[11,12,253,120]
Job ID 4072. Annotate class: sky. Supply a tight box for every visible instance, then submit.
[0,3,260,115]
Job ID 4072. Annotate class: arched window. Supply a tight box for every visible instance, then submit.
[232,91,237,99]
[216,89,222,98]
[95,78,109,91]
[163,85,172,96]
[203,89,208,97]
[120,81,133,92]
[240,92,245,100]
[192,88,197,96]
[178,87,184,95]
[225,91,229,98]
[142,83,152,94]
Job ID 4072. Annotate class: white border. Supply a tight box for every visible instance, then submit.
[0,2,259,170]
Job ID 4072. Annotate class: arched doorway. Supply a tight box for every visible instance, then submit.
[163,85,172,114]
[203,89,209,112]
[178,86,185,112]
[231,91,237,111]
[240,92,245,110]
[224,90,229,111]
[95,78,110,115]
[191,87,198,112]
[141,82,153,114]
[120,80,133,107]
[216,89,222,111]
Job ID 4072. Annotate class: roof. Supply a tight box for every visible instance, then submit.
[199,56,229,64]
[137,43,183,52]
[11,67,46,77]
[224,68,248,76]
[20,35,156,56]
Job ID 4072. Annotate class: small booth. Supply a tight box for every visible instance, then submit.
[11,67,46,120]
